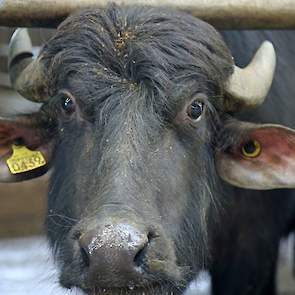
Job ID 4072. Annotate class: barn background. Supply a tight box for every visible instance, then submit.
[0,27,295,295]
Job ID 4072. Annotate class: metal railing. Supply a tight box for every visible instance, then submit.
[0,0,295,29]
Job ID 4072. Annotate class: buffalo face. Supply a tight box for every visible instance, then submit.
[1,5,294,295]
[41,7,230,293]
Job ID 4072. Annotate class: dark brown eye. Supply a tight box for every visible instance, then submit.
[187,100,204,121]
[61,95,76,115]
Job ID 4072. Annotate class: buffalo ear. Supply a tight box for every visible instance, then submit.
[0,114,54,182]
[216,121,295,190]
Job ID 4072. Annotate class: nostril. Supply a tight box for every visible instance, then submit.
[72,230,82,240]
[78,232,93,267]
[133,243,148,268]
[133,231,155,268]
[80,246,90,267]
[147,231,158,241]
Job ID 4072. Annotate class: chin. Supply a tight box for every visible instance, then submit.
[80,282,185,295]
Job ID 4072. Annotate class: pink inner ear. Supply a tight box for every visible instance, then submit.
[0,124,15,145]
[0,124,17,157]
[0,119,47,164]
[240,127,295,166]
[0,122,42,150]
[0,145,10,157]
[217,123,295,190]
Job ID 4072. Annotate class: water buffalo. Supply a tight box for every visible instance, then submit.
[1,5,295,295]
[209,30,295,295]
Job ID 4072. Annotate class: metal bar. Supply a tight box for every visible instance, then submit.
[0,0,295,29]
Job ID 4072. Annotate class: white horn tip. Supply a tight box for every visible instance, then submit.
[259,40,276,65]
[225,40,277,110]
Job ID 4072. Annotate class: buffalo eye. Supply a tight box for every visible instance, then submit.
[187,100,204,121]
[61,94,76,116]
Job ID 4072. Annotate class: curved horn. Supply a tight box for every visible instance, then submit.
[8,28,47,102]
[225,41,276,111]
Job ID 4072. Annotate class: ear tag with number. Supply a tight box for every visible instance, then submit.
[6,145,46,174]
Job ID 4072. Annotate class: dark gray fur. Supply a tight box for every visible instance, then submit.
[30,5,295,295]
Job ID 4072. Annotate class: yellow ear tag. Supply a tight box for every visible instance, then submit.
[6,145,46,174]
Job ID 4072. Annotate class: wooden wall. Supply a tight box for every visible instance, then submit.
[0,176,48,237]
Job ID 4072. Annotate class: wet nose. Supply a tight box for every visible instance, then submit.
[79,222,149,283]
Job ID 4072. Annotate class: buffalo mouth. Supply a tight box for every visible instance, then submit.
[91,284,183,295]
[80,264,189,295]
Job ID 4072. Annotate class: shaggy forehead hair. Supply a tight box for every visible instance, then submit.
[41,4,233,118]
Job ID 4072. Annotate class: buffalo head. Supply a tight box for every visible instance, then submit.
[1,5,295,295]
